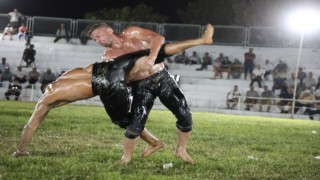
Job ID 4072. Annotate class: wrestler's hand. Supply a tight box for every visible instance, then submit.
[12,150,30,157]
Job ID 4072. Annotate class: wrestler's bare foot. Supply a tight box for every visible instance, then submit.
[116,156,131,165]
[174,149,195,165]
[141,141,164,158]
[201,24,214,45]
[12,150,30,157]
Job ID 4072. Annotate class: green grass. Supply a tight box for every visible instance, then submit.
[1,101,320,179]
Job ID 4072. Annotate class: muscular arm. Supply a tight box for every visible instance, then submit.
[124,26,165,65]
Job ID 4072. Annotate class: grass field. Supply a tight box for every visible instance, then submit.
[1,100,320,179]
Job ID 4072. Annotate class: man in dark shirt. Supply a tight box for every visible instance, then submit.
[244,48,256,80]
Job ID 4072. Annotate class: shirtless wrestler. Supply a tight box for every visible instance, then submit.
[88,23,213,165]
[12,26,214,163]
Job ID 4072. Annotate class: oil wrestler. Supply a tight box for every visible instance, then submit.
[12,25,214,164]
[88,23,213,165]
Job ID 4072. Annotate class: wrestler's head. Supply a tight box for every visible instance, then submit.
[88,23,114,47]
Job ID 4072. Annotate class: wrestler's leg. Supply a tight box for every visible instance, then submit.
[56,64,93,80]
[140,128,164,158]
[163,24,213,55]
[13,76,94,156]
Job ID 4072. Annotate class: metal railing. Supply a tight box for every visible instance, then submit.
[1,14,319,48]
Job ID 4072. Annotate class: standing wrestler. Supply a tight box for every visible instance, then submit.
[12,29,214,163]
[88,24,214,164]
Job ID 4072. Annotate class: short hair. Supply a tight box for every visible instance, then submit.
[87,23,111,37]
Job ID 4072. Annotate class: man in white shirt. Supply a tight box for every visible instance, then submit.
[250,64,265,88]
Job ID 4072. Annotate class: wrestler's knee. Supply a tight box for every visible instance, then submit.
[124,125,144,139]
[175,96,193,132]
[176,111,193,132]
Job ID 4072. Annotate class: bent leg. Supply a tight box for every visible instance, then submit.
[13,76,94,156]
[140,128,164,158]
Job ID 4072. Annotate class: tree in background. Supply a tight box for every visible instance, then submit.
[84,3,168,23]
[178,0,236,25]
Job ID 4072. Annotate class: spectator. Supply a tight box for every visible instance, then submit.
[5,80,22,100]
[231,58,242,79]
[2,24,14,40]
[225,85,241,109]
[244,48,256,80]
[22,44,36,67]
[79,26,90,45]
[308,85,320,119]
[220,56,232,79]
[297,67,307,86]
[272,70,288,93]
[294,89,315,114]
[40,68,57,88]
[174,51,189,64]
[53,23,70,43]
[1,67,13,86]
[250,64,265,88]
[188,51,201,65]
[285,72,300,89]
[7,8,24,30]
[302,71,316,91]
[308,102,320,120]
[262,59,274,81]
[273,59,288,76]
[277,86,294,113]
[0,57,10,73]
[26,67,40,88]
[17,23,28,41]
[259,85,274,112]
[196,52,212,71]
[212,58,221,79]
[13,66,27,84]
[244,85,259,111]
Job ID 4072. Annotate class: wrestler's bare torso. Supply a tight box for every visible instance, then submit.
[90,26,165,82]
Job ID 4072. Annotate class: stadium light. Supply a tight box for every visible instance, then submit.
[286,7,320,118]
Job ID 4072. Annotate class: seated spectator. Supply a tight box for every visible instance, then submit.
[262,59,274,81]
[79,26,90,45]
[220,56,232,79]
[244,85,259,111]
[40,68,57,90]
[273,59,288,77]
[308,83,320,119]
[297,67,307,86]
[174,51,189,64]
[277,86,294,113]
[212,58,221,79]
[22,44,36,67]
[308,100,320,120]
[302,71,316,92]
[250,64,265,88]
[196,52,212,71]
[226,85,241,109]
[284,72,299,89]
[272,71,288,93]
[294,89,315,114]
[259,85,274,112]
[53,23,70,43]
[5,80,22,100]
[1,67,13,84]
[26,67,40,88]
[231,58,242,79]
[188,51,201,65]
[0,57,10,73]
[17,23,28,41]
[2,24,14,40]
[13,66,27,84]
